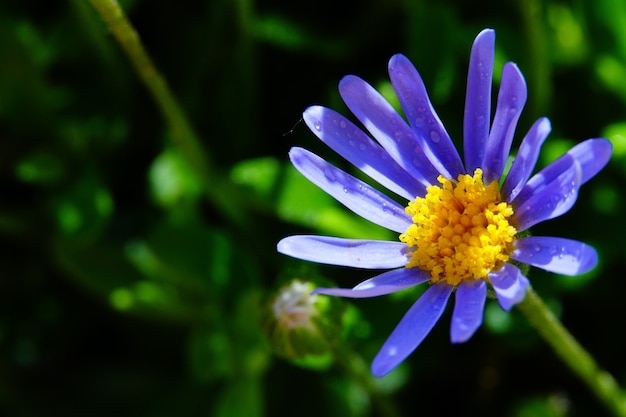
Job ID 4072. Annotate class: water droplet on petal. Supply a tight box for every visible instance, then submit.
[339,120,347,129]
[313,121,322,131]
[430,130,441,143]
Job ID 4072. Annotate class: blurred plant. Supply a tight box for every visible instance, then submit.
[1,0,626,416]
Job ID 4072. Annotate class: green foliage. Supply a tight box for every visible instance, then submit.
[1,0,626,416]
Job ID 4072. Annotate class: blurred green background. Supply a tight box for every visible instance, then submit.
[1,0,626,416]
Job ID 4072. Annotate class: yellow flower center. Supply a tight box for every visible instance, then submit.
[400,169,517,286]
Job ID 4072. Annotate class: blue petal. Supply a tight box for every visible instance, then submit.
[501,117,551,202]
[512,155,582,231]
[464,28,495,173]
[339,75,440,186]
[483,63,527,183]
[277,236,408,269]
[289,147,412,233]
[450,280,487,343]
[388,54,464,179]
[371,282,453,377]
[312,268,430,298]
[488,263,529,311]
[563,138,613,185]
[302,106,426,201]
[511,236,598,276]
[513,138,612,214]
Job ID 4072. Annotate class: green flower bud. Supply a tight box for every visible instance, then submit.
[265,279,345,368]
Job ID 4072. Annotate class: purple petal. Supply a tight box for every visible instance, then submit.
[339,75,440,186]
[371,282,453,377]
[501,117,551,202]
[511,236,598,276]
[302,106,425,201]
[563,138,613,185]
[450,280,487,343]
[277,235,408,269]
[512,155,582,231]
[483,63,527,183]
[388,54,464,178]
[312,268,430,298]
[289,147,412,233]
[513,138,612,211]
[488,263,529,311]
[464,28,495,173]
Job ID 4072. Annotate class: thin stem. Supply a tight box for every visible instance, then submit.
[517,287,626,417]
[333,344,404,417]
[87,0,248,228]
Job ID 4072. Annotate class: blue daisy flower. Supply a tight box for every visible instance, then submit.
[277,29,612,377]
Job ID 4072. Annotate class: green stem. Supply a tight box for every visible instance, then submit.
[333,344,404,417]
[517,287,626,417]
[87,0,248,228]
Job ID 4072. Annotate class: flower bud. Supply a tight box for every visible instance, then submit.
[265,279,344,366]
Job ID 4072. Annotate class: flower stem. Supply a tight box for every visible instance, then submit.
[517,287,626,417]
[333,344,404,417]
[87,0,249,228]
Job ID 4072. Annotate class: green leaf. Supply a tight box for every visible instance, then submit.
[149,147,202,207]
[53,174,114,239]
[230,156,280,198]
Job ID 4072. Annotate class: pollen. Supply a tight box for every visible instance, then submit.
[400,169,517,286]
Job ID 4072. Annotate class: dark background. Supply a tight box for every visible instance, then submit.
[1,0,625,416]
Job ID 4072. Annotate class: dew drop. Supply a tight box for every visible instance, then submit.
[313,121,322,131]
[430,130,441,143]
[339,120,347,129]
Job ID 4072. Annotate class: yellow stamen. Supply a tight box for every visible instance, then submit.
[400,169,517,286]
